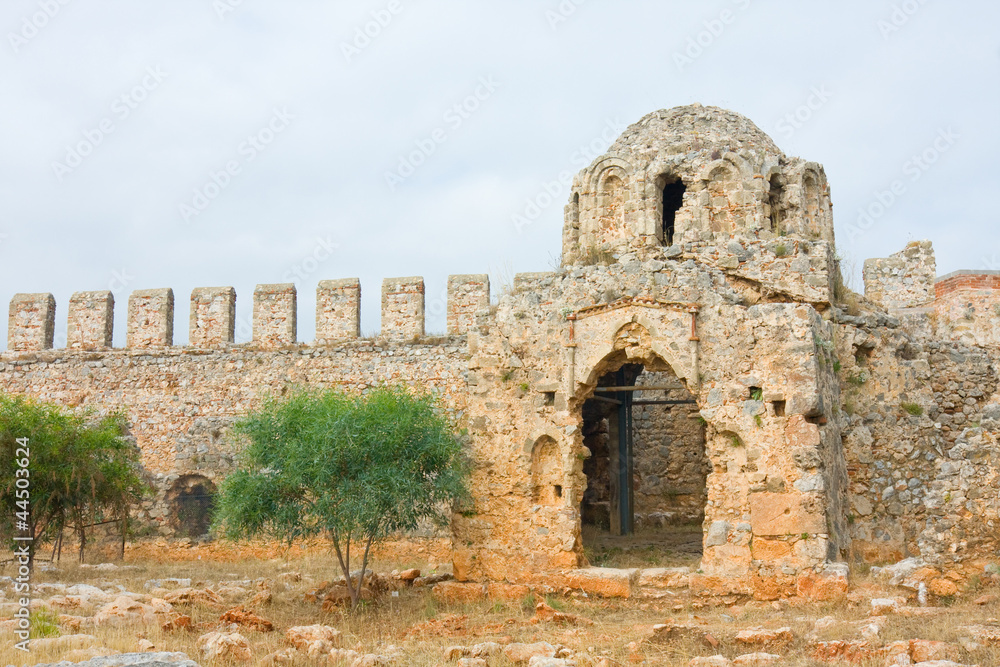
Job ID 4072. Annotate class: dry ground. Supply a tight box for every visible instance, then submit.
[1,540,999,666]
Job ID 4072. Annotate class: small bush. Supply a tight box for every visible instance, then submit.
[901,402,924,416]
[30,609,60,638]
[774,243,788,257]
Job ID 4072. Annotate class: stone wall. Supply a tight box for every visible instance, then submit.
[863,240,936,311]
[631,371,708,526]
[935,271,1000,348]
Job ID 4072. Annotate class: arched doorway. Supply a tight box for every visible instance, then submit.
[167,474,217,538]
[577,342,707,569]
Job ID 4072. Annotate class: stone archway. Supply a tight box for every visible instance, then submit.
[166,474,217,538]
[572,321,708,569]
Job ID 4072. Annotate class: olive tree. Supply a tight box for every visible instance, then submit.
[0,393,147,567]
[213,386,468,608]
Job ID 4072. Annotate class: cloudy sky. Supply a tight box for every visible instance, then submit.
[2,0,998,347]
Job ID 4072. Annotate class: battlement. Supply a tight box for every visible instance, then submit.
[5,275,491,352]
[862,240,936,311]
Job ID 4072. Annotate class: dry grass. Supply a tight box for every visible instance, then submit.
[2,545,1000,666]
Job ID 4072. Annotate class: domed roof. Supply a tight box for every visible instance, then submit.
[604,104,784,170]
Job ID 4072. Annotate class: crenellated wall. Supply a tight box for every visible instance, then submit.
[3,105,998,599]
[5,275,491,352]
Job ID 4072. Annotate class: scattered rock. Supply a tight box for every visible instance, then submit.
[219,605,274,632]
[531,601,594,626]
[286,624,343,651]
[504,641,558,663]
[259,647,299,666]
[688,655,733,667]
[143,578,192,591]
[94,596,173,626]
[870,597,904,614]
[527,658,576,667]
[136,638,155,652]
[690,657,732,667]
[197,631,252,662]
[974,594,998,605]
[398,568,421,582]
[33,652,195,667]
[929,578,959,597]
[328,648,362,664]
[161,614,193,632]
[457,659,487,667]
[732,654,782,666]
[404,613,469,638]
[163,588,223,607]
[734,627,794,648]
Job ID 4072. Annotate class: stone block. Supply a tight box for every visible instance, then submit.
[189,287,235,348]
[447,274,489,335]
[253,284,296,348]
[563,567,635,598]
[749,492,825,536]
[381,276,424,339]
[8,293,56,351]
[431,581,487,604]
[127,289,174,348]
[67,291,114,350]
[316,278,360,341]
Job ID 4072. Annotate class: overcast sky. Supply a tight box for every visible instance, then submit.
[2,1,998,348]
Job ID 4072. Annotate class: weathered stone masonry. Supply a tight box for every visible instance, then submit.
[2,105,998,597]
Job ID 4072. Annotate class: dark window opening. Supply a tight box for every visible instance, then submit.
[749,386,763,401]
[661,179,686,246]
[543,392,556,406]
[772,400,786,417]
[768,174,786,233]
[554,485,562,498]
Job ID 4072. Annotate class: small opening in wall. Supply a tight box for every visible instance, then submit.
[772,400,786,417]
[748,386,763,401]
[554,485,562,498]
[543,392,556,406]
[661,178,686,246]
[767,173,787,233]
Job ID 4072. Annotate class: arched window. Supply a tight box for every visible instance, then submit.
[767,173,786,233]
[660,177,686,246]
[531,436,562,506]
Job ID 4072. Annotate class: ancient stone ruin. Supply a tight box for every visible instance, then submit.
[4,105,998,599]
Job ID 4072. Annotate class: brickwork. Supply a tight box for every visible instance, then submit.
[8,293,56,352]
[934,271,1000,348]
[127,288,174,348]
[67,291,114,350]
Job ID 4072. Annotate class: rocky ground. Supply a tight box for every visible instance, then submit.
[1,542,999,666]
